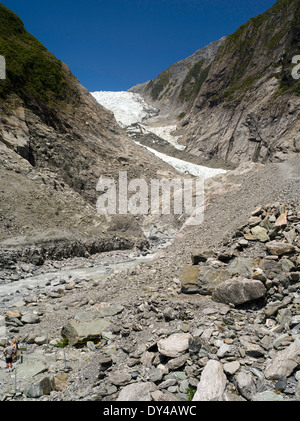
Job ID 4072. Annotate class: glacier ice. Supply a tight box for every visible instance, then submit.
[139,143,227,179]
[91,91,158,127]
[91,90,227,179]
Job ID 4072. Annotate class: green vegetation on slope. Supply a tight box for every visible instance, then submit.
[179,59,211,102]
[0,4,78,108]
[210,0,300,103]
[145,69,170,100]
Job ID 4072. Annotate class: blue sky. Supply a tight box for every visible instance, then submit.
[1,0,276,92]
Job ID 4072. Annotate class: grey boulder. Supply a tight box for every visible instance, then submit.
[212,277,266,306]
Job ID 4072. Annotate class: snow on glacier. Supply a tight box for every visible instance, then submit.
[139,123,185,151]
[91,90,227,179]
[92,91,184,149]
[91,91,158,127]
[139,143,227,179]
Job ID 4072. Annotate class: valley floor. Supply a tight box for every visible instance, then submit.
[0,154,299,402]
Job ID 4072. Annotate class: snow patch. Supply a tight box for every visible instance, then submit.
[139,124,185,151]
[92,90,185,149]
[139,143,227,179]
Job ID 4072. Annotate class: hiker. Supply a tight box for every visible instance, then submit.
[3,341,15,372]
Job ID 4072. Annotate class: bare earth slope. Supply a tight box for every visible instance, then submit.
[0,4,188,264]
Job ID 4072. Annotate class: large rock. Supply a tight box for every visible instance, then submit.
[240,339,265,358]
[197,267,231,295]
[26,376,53,398]
[108,370,132,387]
[180,266,199,294]
[191,249,214,264]
[266,241,295,256]
[74,305,124,321]
[61,312,111,346]
[16,356,48,379]
[235,371,256,400]
[157,333,192,358]
[264,339,300,380]
[0,315,6,339]
[21,312,40,324]
[212,277,266,306]
[227,257,260,278]
[117,382,156,401]
[192,360,227,401]
[223,361,240,375]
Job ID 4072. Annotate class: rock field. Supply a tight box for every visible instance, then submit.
[0,156,299,402]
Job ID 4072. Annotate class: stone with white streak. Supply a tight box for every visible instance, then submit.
[212,277,266,306]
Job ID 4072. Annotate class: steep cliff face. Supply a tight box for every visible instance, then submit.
[0,4,184,262]
[180,0,300,164]
[132,0,300,164]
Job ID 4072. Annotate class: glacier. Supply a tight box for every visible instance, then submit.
[91,91,158,127]
[91,90,227,179]
[92,91,184,149]
[138,143,227,179]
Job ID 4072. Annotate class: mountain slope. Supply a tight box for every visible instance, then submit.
[132,0,300,164]
[129,37,226,123]
[0,4,185,264]
[180,0,300,164]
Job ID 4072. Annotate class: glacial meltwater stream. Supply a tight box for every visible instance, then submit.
[0,253,156,299]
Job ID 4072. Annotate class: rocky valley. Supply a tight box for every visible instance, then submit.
[0,0,300,404]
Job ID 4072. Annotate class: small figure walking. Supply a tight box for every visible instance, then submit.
[3,341,15,372]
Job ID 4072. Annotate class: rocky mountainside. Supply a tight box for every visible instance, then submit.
[129,37,226,124]
[131,0,300,164]
[0,4,189,264]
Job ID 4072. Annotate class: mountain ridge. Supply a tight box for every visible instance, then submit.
[0,3,189,263]
[130,0,300,164]
[129,37,226,123]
